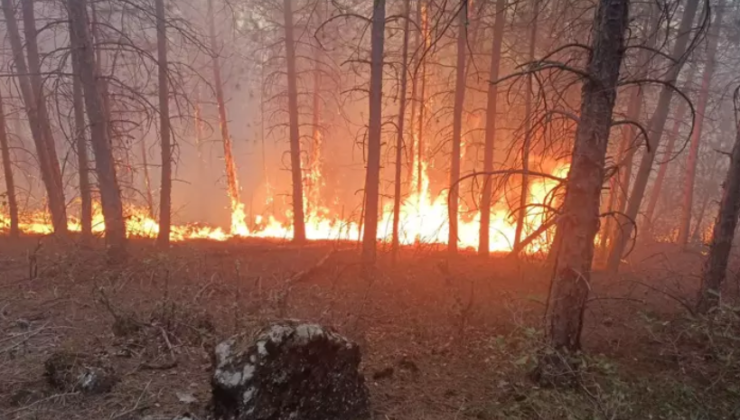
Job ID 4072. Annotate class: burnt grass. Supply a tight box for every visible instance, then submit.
[0,235,739,419]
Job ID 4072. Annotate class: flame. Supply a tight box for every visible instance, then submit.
[0,160,567,255]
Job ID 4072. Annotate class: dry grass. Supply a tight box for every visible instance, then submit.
[0,236,738,419]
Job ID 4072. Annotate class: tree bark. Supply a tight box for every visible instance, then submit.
[141,138,154,218]
[392,0,411,261]
[478,0,507,255]
[678,0,725,245]
[67,0,127,261]
[448,0,468,255]
[308,0,325,217]
[644,64,696,227]
[608,0,701,271]
[0,89,19,238]
[361,0,386,265]
[697,114,740,313]
[545,0,629,351]
[514,0,539,251]
[208,0,246,236]
[68,8,92,242]
[691,192,710,242]
[416,0,429,196]
[2,0,68,234]
[282,0,307,242]
[600,3,660,257]
[155,0,171,247]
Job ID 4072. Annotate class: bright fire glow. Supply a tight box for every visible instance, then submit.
[0,161,569,254]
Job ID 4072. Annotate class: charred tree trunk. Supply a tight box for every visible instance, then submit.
[514,0,539,251]
[608,0,700,271]
[416,0,429,196]
[697,110,740,313]
[308,0,325,216]
[2,0,68,234]
[282,0,307,242]
[208,0,246,235]
[600,4,659,255]
[691,192,710,242]
[0,89,19,238]
[155,0,171,247]
[406,1,420,187]
[141,138,154,218]
[392,0,411,261]
[67,0,127,261]
[545,0,629,352]
[644,66,695,226]
[678,0,725,245]
[448,0,468,255]
[361,0,386,265]
[22,0,68,234]
[478,0,507,255]
[68,11,92,242]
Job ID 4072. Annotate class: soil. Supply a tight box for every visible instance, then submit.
[0,235,731,419]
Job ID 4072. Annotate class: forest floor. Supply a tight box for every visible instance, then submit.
[0,236,739,420]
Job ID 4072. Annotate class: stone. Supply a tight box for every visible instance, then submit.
[211,321,369,420]
[44,352,118,394]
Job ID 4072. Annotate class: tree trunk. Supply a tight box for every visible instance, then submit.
[600,3,659,256]
[514,0,539,251]
[608,0,700,271]
[406,1,421,187]
[691,192,709,242]
[2,0,68,234]
[67,0,127,261]
[282,0,307,242]
[478,0,507,255]
[545,0,629,351]
[68,9,92,242]
[644,63,696,226]
[392,0,411,261]
[208,0,246,236]
[155,0,171,247]
[361,0,386,265]
[448,0,468,255]
[697,118,740,313]
[416,0,429,196]
[0,89,19,238]
[141,138,154,218]
[677,0,725,245]
[308,0,325,216]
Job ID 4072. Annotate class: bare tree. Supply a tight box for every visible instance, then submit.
[479,0,507,255]
[362,0,386,265]
[644,62,697,227]
[515,0,540,251]
[697,88,740,312]
[448,0,468,255]
[156,0,172,247]
[282,0,306,242]
[392,0,412,261]
[68,2,92,242]
[0,88,18,238]
[608,0,702,270]
[545,0,630,352]
[678,0,726,245]
[2,0,68,234]
[67,0,127,261]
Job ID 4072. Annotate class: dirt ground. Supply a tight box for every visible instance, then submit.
[0,236,736,420]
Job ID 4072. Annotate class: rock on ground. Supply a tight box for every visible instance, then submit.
[211,321,369,420]
[44,352,118,394]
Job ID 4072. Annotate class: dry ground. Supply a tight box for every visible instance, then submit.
[0,236,738,419]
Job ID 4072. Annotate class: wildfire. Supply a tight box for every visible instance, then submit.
[0,162,568,254]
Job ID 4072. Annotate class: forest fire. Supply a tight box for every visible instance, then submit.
[1,162,568,253]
